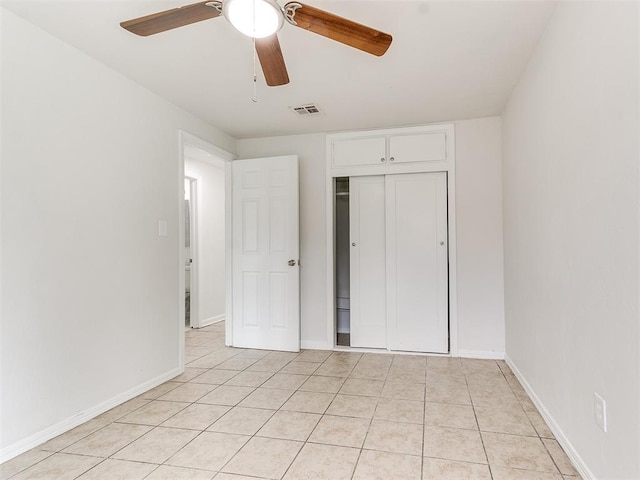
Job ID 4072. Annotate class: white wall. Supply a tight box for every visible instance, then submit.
[185,156,226,326]
[501,1,639,478]
[238,116,505,355]
[0,8,236,459]
[455,117,505,356]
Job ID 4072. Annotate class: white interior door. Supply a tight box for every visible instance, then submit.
[232,155,300,352]
[350,176,387,348]
[386,172,448,353]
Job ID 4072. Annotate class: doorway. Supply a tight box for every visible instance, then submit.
[183,146,227,329]
[179,131,234,367]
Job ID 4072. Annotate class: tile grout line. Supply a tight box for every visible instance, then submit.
[346,351,389,480]
[465,359,495,480]
[421,366,427,480]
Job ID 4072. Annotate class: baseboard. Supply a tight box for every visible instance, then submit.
[198,314,224,328]
[0,367,181,464]
[301,339,331,350]
[505,355,595,480]
[300,343,505,359]
[456,349,505,360]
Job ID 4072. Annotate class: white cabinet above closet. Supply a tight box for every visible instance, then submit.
[333,137,386,167]
[389,132,446,164]
[328,124,453,171]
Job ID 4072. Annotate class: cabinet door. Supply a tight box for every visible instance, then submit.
[386,172,448,353]
[333,137,386,167]
[389,133,446,164]
[350,176,387,348]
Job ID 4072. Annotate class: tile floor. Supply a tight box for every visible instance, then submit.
[1,322,583,480]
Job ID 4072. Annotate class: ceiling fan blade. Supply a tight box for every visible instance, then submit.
[120,1,221,37]
[285,2,392,57]
[255,34,290,87]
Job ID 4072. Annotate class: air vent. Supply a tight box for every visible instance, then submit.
[290,104,322,116]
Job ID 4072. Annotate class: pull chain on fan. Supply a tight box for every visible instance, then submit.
[120,0,393,87]
[252,31,258,102]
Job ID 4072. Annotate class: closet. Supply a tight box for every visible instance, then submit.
[328,124,454,354]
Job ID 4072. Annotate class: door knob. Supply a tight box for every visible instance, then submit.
[288,259,296,266]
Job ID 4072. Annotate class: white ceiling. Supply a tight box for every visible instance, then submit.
[2,0,557,139]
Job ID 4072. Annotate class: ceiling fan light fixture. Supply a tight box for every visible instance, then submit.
[223,0,284,38]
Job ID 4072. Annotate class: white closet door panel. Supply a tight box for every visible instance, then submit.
[333,137,386,167]
[232,156,300,352]
[350,176,386,348]
[389,133,447,163]
[386,172,448,353]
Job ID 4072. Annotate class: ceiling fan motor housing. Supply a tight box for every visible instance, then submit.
[221,0,285,38]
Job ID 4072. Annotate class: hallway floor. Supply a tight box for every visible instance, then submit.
[2,323,581,479]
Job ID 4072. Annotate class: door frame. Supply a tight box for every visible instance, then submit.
[178,130,235,370]
[185,176,199,329]
[324,124,459,355]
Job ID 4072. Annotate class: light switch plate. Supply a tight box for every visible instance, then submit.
[158,220,168,237]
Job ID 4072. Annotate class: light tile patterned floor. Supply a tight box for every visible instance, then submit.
[1,322,583,480]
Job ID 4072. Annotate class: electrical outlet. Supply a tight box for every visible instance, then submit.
[594,393,607,432]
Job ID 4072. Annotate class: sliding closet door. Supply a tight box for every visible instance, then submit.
[386,172,448,353]
[350,176,386,348]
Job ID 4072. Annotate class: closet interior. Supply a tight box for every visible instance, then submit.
[335,177,351,347]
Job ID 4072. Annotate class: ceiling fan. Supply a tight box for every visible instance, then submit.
[120,0,392,87]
